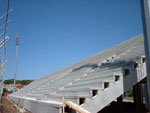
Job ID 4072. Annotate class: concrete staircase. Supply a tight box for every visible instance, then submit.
[9,34,147,113]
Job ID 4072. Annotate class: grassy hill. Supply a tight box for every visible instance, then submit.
[4,79,34,85]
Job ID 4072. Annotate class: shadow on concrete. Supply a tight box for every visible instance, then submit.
[72,63,98,72]
[99,101,148,113]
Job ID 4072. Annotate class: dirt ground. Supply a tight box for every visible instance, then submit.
[0,97,150,113]
[0,97,31,113]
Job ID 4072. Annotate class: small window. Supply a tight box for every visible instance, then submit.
[142,58,146,63]
[115,76,120,82]
[104,82,109,89]
[79,98,85,105]
[92,90,98,97]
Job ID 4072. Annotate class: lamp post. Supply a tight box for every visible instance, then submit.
[13,36,19,92]
[141,0,150,111]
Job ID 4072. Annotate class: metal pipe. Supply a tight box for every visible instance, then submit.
[141,0,150,111]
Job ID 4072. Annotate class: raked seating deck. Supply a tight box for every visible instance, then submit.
[9,34,147,113]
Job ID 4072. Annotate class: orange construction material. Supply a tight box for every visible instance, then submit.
[4,93,8,96]
[64,101,91,113]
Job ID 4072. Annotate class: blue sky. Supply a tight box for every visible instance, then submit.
[2,0,143,80]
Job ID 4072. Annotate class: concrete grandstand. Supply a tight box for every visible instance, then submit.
[9,34,147,113]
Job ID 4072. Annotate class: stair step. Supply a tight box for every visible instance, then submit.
[48,90,92,97]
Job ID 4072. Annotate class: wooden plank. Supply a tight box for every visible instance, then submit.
[64,101,91,113]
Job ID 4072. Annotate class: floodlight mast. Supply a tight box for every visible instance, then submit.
[13,36,19,92]
[141,0,150,111]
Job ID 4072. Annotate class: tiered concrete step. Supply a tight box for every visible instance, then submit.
[9,34,147,113]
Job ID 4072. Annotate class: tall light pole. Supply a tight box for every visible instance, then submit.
[13,36,19,92]
[141,0,150,111]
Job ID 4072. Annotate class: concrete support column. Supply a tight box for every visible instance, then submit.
[117,95,123,106]
[140,84,144,104]
[144,82,149,109]
[133,83,143,111]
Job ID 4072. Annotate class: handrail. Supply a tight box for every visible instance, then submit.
[64,101,91,113]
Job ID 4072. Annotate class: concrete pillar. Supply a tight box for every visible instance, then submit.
[144,82,149,109]
[117,95,123,106]
[140,84,144,104]
[133,83,143,111]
